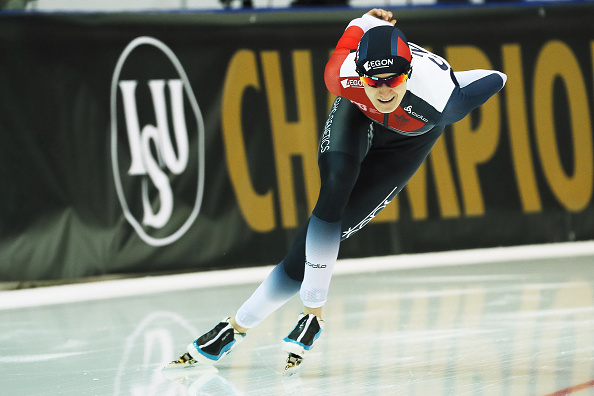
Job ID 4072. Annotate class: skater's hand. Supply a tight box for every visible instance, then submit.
[366,8,396,26]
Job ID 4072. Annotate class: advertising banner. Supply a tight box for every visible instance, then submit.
[0,4,592,281]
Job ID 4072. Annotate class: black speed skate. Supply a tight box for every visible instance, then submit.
[164,317,245,370]
[282,313,324,376]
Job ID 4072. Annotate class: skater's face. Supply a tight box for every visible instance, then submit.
[362,72,407,114]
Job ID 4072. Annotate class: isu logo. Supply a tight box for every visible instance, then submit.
[110,37,205,246]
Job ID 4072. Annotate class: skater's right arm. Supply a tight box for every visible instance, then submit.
[324,9,397,97]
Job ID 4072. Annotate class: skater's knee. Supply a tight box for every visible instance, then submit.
[282,257,305,282]
[319,152,359,192]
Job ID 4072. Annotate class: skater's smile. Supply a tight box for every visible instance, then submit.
[362,72,407,113]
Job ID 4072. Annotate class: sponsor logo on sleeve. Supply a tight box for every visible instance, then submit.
[341,78,365,89]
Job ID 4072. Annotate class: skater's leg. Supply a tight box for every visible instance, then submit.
[300,215,342,312]
[340,125,445,241]
[298,99,370,314]
[281,101,370,370]
[299,152,360,311]
[233,262,302,329]
[233,145,366,325]
[235,162,355,329]
[228,218,311,331]
[171,232,308,366]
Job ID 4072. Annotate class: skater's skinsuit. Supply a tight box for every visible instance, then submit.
[234,14,507,328]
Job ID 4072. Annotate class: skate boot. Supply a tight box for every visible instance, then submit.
[282,313,324,376]
[164,317,245,369]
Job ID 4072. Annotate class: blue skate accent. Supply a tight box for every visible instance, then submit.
[283,327,322,351]
[193,338,236,361]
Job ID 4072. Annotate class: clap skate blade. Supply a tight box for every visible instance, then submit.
[162,352,219,382]
[284,353,303,376]
[163,352,197,369]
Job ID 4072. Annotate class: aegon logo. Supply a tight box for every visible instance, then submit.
[341,78,364,89]
[364,59,393,71]
[110,37,205,246]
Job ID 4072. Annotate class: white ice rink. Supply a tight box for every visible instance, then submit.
[2,241,594,395]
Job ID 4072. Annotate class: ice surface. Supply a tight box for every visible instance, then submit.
[1,244,594,395]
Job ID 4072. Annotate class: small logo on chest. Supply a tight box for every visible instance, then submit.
[402,105,429,123]
[393,114,410,124]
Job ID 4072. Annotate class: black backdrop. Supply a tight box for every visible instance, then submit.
[0,4,592,281]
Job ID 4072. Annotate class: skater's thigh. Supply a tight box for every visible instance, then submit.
[319,97,373,160]
[340,127,443,240]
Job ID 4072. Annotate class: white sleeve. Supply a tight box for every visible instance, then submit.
[346,14,392,33]
[454,70,508,88]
